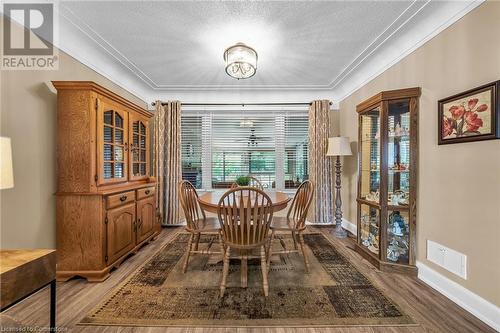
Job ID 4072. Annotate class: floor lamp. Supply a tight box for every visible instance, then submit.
[326,137,352,238]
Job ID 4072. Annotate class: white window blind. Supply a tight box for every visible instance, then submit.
[181,115,203,188]
[181,106,309,190]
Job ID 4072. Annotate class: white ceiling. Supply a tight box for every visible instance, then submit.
[51,1,483,104]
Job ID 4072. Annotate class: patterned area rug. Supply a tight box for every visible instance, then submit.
[80,232,415,327]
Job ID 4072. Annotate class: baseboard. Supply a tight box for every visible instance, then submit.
[306,218,357,235]
[341,218,357,235]
[416,261,500,332]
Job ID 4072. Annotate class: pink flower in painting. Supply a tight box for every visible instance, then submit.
[464,111,483,132]
[468,98,478,110]
[475,104,488,112]
[448,105,465,120]
[442,117,455,137]
[443,94,489,138]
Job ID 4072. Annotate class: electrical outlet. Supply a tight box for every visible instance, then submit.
[427,240,467,279]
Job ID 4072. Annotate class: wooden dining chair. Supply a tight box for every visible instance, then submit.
[178,180,224,273]
[217,187,274,297]
[266,180,314,272]
[247,175,264,190]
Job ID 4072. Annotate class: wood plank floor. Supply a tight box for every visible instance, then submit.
[3,226,495,333]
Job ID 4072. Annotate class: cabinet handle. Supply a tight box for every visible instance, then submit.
[120,195,127,202]
[124,142,128,151]
[137,218,142,228]
[145,190,150,195]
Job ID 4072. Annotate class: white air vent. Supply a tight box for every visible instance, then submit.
[427,240,467,279]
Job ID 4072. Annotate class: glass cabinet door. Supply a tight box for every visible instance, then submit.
[359,204,380,257]
[129,116,149,180]
[359,107,381,203]
[386,210,410,264]
[98,101,128,184]
[387,100,411,207]
[386,100,411,264]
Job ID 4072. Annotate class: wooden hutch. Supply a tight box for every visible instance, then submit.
[355,88,420,276]
[54,81,160,282]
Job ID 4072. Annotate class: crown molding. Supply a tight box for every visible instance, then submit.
[49,1,484,102]
[334,0,484,102]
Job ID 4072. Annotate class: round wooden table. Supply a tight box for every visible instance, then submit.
[197,190,291,214]
[197,190,291,288]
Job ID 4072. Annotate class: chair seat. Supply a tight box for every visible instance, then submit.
[270,216,301,231]
[187,217,221,233]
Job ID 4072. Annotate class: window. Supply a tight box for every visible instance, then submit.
[181,107,309,190]
[181,115,203,188]
[284,115,309,188]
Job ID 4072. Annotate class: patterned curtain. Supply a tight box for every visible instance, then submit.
[308,100,334,224]
[154,101,182,225]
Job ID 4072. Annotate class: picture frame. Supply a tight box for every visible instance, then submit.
[438,81,500,145]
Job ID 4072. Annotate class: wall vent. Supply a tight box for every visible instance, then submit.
[427,240,467,279]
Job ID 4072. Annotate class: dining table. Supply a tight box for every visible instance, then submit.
[197,190,291,214]
[197,189,291,288]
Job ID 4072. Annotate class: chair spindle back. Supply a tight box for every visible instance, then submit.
[178,180,205,231]
[247,176,264,190]
[287,180,314,229]
[217,187,273,248]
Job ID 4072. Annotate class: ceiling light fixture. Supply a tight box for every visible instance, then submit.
[223,42,257,79]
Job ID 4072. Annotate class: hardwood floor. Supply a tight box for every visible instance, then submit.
[2,227,495,333]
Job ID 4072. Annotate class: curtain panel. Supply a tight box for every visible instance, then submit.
[154,101,182,225]
[308,100,334,224]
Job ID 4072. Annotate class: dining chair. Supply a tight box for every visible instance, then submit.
[266,180,314,272]
[247,175,264,190]
[178,180,224,273]
[217,187,273,297]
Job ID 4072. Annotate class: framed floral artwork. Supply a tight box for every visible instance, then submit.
[438,81,500,145]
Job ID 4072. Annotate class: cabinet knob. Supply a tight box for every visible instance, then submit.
[145,190,150,195]
[120,195,127,202]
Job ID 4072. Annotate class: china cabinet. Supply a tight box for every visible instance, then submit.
[53,81,160,282]
[355,88,420,276]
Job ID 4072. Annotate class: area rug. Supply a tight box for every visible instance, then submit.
[80,232,416,327]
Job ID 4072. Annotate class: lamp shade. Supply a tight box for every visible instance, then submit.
[0,137,14,189]
[326,137,352,156]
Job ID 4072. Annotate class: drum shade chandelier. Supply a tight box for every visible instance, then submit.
[223,42,258,79]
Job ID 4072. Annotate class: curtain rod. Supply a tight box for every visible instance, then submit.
[151,101,332,107]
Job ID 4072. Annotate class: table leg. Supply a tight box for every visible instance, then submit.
[50,279,56,331]
[241,256,248,288]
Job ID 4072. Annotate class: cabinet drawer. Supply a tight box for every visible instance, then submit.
[106,191,136,209]
[137,186,155,200]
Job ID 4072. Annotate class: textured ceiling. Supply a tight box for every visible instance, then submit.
[51,0,483,102]
[61,1,411,88]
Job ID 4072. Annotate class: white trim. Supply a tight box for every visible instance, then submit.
[306,218,357,235]
[306,222,334,226]
[335,0,484,102]
[416,261,500,332]
[341,218,357,235]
